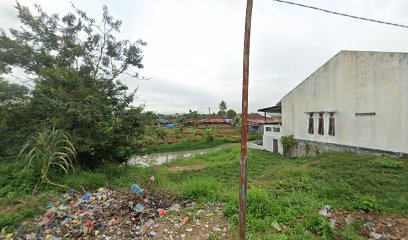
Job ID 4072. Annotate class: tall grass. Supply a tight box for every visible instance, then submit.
[18,128,76,190]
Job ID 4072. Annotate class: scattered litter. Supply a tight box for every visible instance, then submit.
[271,221,282,232]
[4,176,232,239]
[319,205,331,217]
[130,183,144,196]
[364,220,376,228]
[169,203,181,212]
[8,176,188,239]
[369,231,382,240]
[182,216,190,224]
[159,209,167,216]
[135,203,144,212]
[212,226,222,232]
[85,220,92,228]
[82,193,91,201]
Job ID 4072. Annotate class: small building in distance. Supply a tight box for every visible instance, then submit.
[260,50,408,156]
[247,113,281,134]
[199,116,231,128]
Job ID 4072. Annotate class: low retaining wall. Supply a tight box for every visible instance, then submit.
[291,139,407,158]
[248,141,264,150]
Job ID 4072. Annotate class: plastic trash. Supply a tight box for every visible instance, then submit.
[135,203,144,212]
[182,216,190,224]
[318,205,331,217]
[169,203,181,211]
[271,221,282,232]
[85,220,92,228]
[82,194,91,201]
[149,231,157,237]
[159,209,167,216]
[212,226,222,232]
[130,184,145,196]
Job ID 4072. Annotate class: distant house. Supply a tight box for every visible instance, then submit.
[199,116,231,128]
[152,119,176,127]
[260,51,408,156]
[247,113,280,134]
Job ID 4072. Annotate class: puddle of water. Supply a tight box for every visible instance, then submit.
[127,143,238,167]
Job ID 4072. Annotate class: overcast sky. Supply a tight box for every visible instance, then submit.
[2,0,408,114]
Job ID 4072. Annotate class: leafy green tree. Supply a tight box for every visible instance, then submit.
[232,114,242,126]
[0,78,30,103]
[226,109,237,119]
[177,114,189,126]
[188,109,200,119]
[0,3,146,166]
[0,78,32,159]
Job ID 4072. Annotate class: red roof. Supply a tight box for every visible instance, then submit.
[202,116,231,123]
[248,113,280,125]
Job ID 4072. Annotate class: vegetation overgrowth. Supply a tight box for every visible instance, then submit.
[1,147,407,239]
[140,126,257,153]
[0,3,146,167]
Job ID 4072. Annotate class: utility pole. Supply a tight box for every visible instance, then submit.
[208,107,211,116]
[239,0,253,239]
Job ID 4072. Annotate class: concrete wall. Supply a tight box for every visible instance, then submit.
[282,51,408,154]
[263,125,283,154]
[291,140,407,158]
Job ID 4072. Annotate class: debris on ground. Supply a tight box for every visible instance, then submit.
[318,205,331,217]
[2,176,230,240]
[321,209,408,239]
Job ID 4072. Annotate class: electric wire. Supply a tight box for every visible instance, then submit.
[271,0,408,29]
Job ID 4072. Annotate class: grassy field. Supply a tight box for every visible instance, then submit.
[1,146,407,239]
[140,126,257,153]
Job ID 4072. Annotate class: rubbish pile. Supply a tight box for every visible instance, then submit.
[318,205,408,239]
[8,176,204,239]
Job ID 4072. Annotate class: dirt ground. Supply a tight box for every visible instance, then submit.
[146,205,230,239]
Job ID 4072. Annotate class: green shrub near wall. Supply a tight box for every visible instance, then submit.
[281,134,298,156]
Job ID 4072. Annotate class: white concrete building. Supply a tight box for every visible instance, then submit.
[262,124,283,154]
[263,51,408,156]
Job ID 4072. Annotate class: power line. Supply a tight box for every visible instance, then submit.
[271,0,408,29]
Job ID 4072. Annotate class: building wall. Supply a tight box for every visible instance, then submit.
[282,51,408,154]
[263,125,283,154]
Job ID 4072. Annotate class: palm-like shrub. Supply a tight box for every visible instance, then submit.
[19,128,76,189]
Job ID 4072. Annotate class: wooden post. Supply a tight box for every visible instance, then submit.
[239,0,253,239]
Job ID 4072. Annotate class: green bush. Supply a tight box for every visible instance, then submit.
[372,157,402,169]
[281,134,297,156]
[305,215,334,239]
[204,128,215,142]
[354,196,379,212]
[18,128,76,190]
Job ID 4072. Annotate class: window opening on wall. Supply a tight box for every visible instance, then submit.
[265,127,271,132]
[308,113,314,134]
[318,113,324,135]
[273,127,280,132]
[328,112,335,136]
[355,112,375,116]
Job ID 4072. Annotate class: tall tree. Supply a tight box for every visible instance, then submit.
[218,100,227,116]
[0,3,146,166]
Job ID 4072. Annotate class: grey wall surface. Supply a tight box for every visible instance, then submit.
[282,51,408,154]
